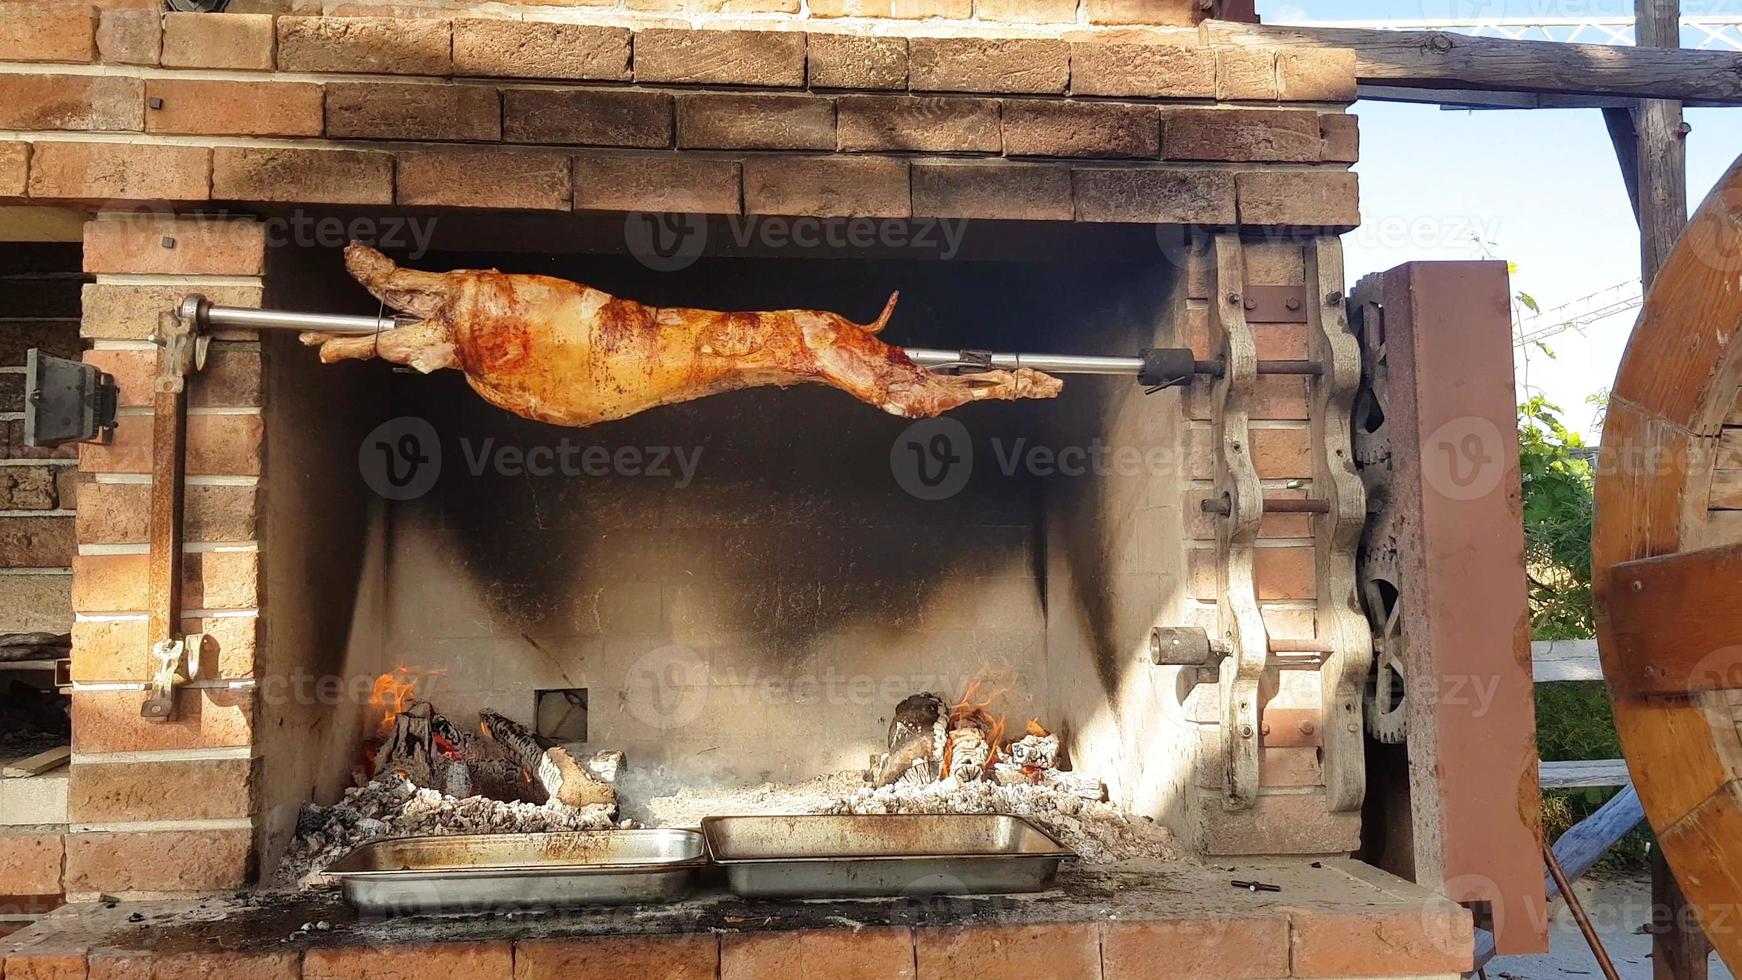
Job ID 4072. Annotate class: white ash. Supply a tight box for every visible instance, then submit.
[275,774,621,886]
[825,778,1185,865]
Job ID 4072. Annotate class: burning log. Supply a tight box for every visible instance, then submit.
[372,701,472,798]
[480,709,615,808]
[1007,731,1060,770]
[945,728,990,782]
[876,693,946,788]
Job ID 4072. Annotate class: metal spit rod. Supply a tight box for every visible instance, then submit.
[183,300,1318,378]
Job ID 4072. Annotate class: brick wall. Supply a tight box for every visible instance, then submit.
[0,8,1361,230]
[66,214,267,898]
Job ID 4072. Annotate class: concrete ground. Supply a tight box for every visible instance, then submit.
[1489,874,1734,979]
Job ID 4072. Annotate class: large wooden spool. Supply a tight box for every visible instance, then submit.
[1596,154,1742,971]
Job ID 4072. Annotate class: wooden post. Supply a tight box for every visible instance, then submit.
[1631,4,1705,976]
[1635,0,1689,287]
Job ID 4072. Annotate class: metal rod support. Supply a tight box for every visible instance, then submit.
[180,298,1324,379]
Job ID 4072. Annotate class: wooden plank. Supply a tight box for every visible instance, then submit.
[1541,758,1633,789]
[1201,19,1742,105]
[1608,543,1742,695]
[1533,639,1603,683]
[1708,469,1742,510]
[1,746,68,778]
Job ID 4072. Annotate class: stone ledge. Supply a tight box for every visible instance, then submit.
[1,860,1472,979]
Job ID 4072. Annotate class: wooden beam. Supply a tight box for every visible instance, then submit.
[1201,19,1742,105]
[1636,0,1690,286]
[1606,543,1742,696]
[1604,105,1644,224]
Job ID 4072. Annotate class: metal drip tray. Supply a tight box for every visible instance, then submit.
[702,813,1073,899]
[326,829,707,914]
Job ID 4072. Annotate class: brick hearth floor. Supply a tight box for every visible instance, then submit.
[2,859,1473,978]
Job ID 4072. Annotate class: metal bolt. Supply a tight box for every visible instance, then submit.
[1325,291,1343,306]
[1631,579,1644,592]
[161,235,176,250]
[1259,723,1271,737]
[1227,292,1242,305]
[1285,297,1301,311]
[1299,719,1316,736]
[1240,725,1255,739]
[1243,297,1257,311]
[147,97,164,110]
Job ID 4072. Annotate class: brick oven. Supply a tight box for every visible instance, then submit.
[0,1,1541,977]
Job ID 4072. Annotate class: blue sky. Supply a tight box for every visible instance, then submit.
[1259,0,1742,437]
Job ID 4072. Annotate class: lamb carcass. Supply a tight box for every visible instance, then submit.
[301,244,1063,426]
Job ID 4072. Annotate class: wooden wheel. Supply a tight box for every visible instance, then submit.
[1596,154,1742,971]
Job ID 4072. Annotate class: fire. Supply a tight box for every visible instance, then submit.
[369,667,422,735]
[942,673,1015,778]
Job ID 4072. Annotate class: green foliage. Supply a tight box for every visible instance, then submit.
[1517,397,1649,870]
[1518,396,1595,640]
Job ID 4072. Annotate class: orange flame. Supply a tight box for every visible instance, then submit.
[942,672,1015,777]
[368,667,422,735]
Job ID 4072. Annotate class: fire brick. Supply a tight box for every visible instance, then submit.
[916,923,1100,980]
[0,7,98,63]
[1002,101,1160,159]
[87,951,299,980]
[572,152,742,215]
[1163,108,1323,163]
[1235,170,1361,227]
[1290,905,1475,977]
[0,75,143,132]
[678,93,836,151]
[144,79,323,138]
[74,481,260,546]
[160,12,273,71]
[1070,42,1215,99]
[78,413,263,477]
[1102,916,1290,979]
[80,283,263,343]
[303,943,513,980]
[95,10,160,66]
[71,550,259,612]
[397,149,573,211]
[69,758,257,823]
[2,953,89,980]
[1215,47,1280,101]
[837,96,1000,154]
[0,516,76,568]
[453,20,630,81]
[1083,0,1198,24]
[809,0,971,18]
[325,82,502,143]
[83,217,265,277]
[84,347,262,408]
[70,688,253,754]
[505,89,674,148]
[0,832,65,896]
[909,37,1068,94]
[1072,168,1236,224]
[0,141,28,197]
[722,928,914,980]
[515,935,718,980]
[63,830,253,894]
[911,162,1072,221]
[808,33,907,90]
[1320,113,1360,164]
[276,16,453,75]
[743,156,910,218]
[27,142,211,202]
[1277,48,1359,102]
[212,147,394,206]
[633,29,806,87]
[72,615,258,683]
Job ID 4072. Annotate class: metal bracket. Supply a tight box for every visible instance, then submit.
[139,301,207,722]
[1240,285,1312,324]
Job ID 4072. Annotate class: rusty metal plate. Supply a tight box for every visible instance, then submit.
[1260,706,1322,747]
[1241,285,1311,324]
